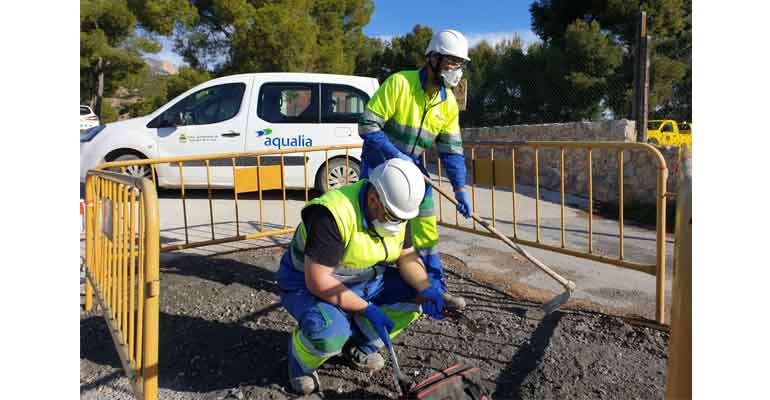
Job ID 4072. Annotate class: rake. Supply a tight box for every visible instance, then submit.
[424,176,576,315]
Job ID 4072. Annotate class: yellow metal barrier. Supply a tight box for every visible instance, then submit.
[98,144,361,253]
[426,141,670,324]
[666,145,691,399]
[85,141,674,398]
[95,141,669,321]
[84,169,159,400]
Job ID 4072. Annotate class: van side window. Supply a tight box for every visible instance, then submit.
[149,83,246,128]
[661,122,674,132]
[321,84,369,123]
[258,83,320,123]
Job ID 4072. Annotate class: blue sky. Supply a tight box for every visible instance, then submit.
[150,1,538,67]
[363,0,537,47]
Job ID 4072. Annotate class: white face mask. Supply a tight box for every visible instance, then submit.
[440,67,463,88]
[372,219,404,237]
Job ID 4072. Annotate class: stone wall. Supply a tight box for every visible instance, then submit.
[445,120,682,206]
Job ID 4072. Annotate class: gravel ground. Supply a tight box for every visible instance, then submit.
[81,246,669,399]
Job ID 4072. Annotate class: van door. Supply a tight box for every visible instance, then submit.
[317,83,369,191]
[149,80,250,187]
[245,82,323,191]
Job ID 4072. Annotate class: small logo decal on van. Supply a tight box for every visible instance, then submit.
[256,128,273,137]
[179,133,188,143]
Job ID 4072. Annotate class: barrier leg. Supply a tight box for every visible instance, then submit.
[84,179,94,311]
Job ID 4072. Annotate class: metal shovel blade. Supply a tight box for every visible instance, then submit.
[541,290,571,315]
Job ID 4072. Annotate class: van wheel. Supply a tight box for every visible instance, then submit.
[110,154,151,179]
[316,158,360,193]
[647,138,660,145]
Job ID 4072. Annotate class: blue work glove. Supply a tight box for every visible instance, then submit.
[455,191,472,218]
[364,303,395,346]
[419,284,446,320]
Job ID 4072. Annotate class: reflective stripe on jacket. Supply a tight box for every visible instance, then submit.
[359,68,463,158]
[289,180,406,283]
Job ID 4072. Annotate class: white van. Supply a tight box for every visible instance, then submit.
[79,73,379,192]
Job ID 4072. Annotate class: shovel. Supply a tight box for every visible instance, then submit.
[424,176,576,315]
[384,339,411,398]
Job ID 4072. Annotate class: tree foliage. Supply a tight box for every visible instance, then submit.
[174,0,374,75]
[461,38,526,126]
[80,0,195,118]
[529,0,691,121]
[122,66,212,118]
[354,25,433,82]
[81,1,691,126]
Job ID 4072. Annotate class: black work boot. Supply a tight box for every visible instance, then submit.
[343,342,386,373]
[288,357,321,395]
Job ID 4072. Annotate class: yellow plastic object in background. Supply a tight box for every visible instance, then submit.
[234,165,283,193]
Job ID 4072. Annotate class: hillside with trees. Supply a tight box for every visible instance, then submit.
[81,0,690,125]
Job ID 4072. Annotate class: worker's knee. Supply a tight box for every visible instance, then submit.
[308,335,350,354]
[299,304,351,354]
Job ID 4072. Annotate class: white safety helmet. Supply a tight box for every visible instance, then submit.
[368,159,425,220]
[425,29,470,61]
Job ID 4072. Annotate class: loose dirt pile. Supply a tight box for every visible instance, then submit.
[81,247,669,399]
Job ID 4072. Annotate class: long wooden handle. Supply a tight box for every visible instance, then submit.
[425,176,576,291]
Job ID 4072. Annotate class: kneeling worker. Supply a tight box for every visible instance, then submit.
[276,159,446,394]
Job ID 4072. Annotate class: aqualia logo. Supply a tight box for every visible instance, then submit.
[257,128,313,149]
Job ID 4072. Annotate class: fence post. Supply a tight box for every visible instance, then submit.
[634,11,651,143]
[666,145,692,398]
[84,177,94,312]
[142,179,160,400]
[655,156,668,324]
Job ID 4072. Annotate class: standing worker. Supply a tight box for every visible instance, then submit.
[277,159,447,395]
[358,29,473,300]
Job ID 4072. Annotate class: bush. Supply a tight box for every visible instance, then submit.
[122,96,165,119]
[99,101,119,123]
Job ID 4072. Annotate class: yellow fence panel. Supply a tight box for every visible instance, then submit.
[96,145,360,253]
[430,141,670,324]
[95,143,670,322]
[84,170,159,400]
[84,141,678,398]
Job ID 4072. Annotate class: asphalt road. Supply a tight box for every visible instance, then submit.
[81,246,670,400]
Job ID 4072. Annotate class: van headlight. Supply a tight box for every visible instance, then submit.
[80,125,106,143]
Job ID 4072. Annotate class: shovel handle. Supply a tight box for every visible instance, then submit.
[386,343,406,397]
[425,176,576,291]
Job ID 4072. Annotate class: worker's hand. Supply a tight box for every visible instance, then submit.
[454,191,472,218]
[394,152,412,162]
[419,284,446,320]
[364,303,395,347]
